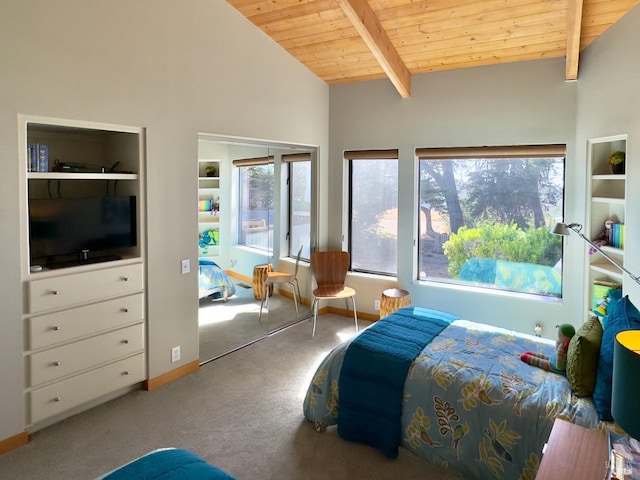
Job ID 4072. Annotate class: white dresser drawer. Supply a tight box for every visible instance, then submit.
[27,293,144,350]
[29,353,146,424]
[29,324,144,387]
[27,263,143,313]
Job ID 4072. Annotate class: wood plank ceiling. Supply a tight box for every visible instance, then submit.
[227,0,640,97]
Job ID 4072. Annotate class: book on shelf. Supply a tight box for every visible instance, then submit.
[27,143,49,172]
[611,223,625,249]
[608,431,640,479]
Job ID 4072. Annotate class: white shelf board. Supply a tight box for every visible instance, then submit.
[591,196,625,204]
[27,172,138,181]
[590,262,623,280]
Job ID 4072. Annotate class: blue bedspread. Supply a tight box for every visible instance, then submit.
[102,448,235,480]
[338,307,458,458]
[199,258,236,300]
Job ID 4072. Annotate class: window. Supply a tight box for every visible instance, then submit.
[236,158,274,252]
[347,150,399,276]
[285,154,312,261]
[417,145,565,297]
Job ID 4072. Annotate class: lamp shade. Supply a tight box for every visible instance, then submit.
[550,222,571,236]
[612,330,640,440]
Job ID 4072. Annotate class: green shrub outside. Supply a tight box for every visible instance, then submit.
[443,223,562,278]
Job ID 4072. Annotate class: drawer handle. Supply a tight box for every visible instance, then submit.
[122,339,130,344]
[50,290,60,296]
[121,276,129,282]
[51,326,61,331]
[123,370,130,376]
[52,361,61,367]
[121,308,130,313]
[53,396,62,402]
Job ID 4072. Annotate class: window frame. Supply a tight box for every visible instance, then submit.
[284,153,312,262]
[234,156,274,253]
[416,144,567,298]
[346,149,399,277]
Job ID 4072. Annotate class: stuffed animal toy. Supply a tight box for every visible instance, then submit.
[589,219,615,255]
[520,323,576,374]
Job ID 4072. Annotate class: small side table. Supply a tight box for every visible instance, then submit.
[535,419,609,480]
[252,263,274,300]
[380,288,411,319]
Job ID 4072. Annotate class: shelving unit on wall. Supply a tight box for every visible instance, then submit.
[23,119,145,270]
[19,115,146,430]
[198,159,221,259]
[586,134,627,314]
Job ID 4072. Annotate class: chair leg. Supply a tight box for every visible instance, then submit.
[259,287,268,321]
[311,298,318,337]
[288,282,299,316]
[292,279,301,309]
[351,297,358,332]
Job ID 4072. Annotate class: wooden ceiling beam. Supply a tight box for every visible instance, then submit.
[565,0,584,80]
[338,0,411,98]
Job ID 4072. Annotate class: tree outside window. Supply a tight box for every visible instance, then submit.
[418,146,565,297]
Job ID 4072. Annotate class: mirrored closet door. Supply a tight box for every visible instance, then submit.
[197,135,316,363]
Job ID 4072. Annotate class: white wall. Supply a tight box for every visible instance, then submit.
[576,5,640,304]
[0,0,328,442]
[328,58,583,336]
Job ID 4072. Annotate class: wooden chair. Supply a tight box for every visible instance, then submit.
[259,245,303,321]
[310,251,358,337]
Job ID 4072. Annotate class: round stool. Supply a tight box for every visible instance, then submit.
[380,288,411,319]
[253,263,274,300]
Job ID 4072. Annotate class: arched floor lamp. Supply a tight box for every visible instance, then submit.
[552,222,640,440]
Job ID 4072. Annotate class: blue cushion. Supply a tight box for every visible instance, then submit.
[592,295,640,421]
[103,448,235,479]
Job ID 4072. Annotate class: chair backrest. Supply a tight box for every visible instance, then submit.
[311,251,350,288]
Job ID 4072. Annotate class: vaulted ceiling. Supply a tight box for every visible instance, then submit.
[227,0,640,97]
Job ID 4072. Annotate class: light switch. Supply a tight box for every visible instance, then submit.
[181,259,190,274]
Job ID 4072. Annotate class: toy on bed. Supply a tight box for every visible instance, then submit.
[520,323,575,374]
[97,448,235,480]
[199,258,236,301]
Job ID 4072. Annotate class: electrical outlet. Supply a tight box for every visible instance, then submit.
[374,300,380,311]
[181,259,190,274]
[171,346,181,363]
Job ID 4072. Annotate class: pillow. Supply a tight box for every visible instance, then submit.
[592,295,640,421]
[566,316,603,397]
[601,288,624,328]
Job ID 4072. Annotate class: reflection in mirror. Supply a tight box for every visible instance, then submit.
[197,135,315,364]
[263,147,313,332]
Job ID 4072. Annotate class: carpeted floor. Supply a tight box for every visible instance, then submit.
[0,314,468,480]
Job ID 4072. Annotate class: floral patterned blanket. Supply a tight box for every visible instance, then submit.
[303,307,601,480]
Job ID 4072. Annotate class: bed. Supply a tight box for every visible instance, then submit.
[303,306,603,480]
[96,448,235,479]
[199,258,236,301]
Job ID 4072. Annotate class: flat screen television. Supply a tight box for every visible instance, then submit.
[29,196,137,269]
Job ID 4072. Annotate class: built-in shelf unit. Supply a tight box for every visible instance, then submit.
[586,134,627,314]
[19,115,146,430]
[198,159,221,259]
